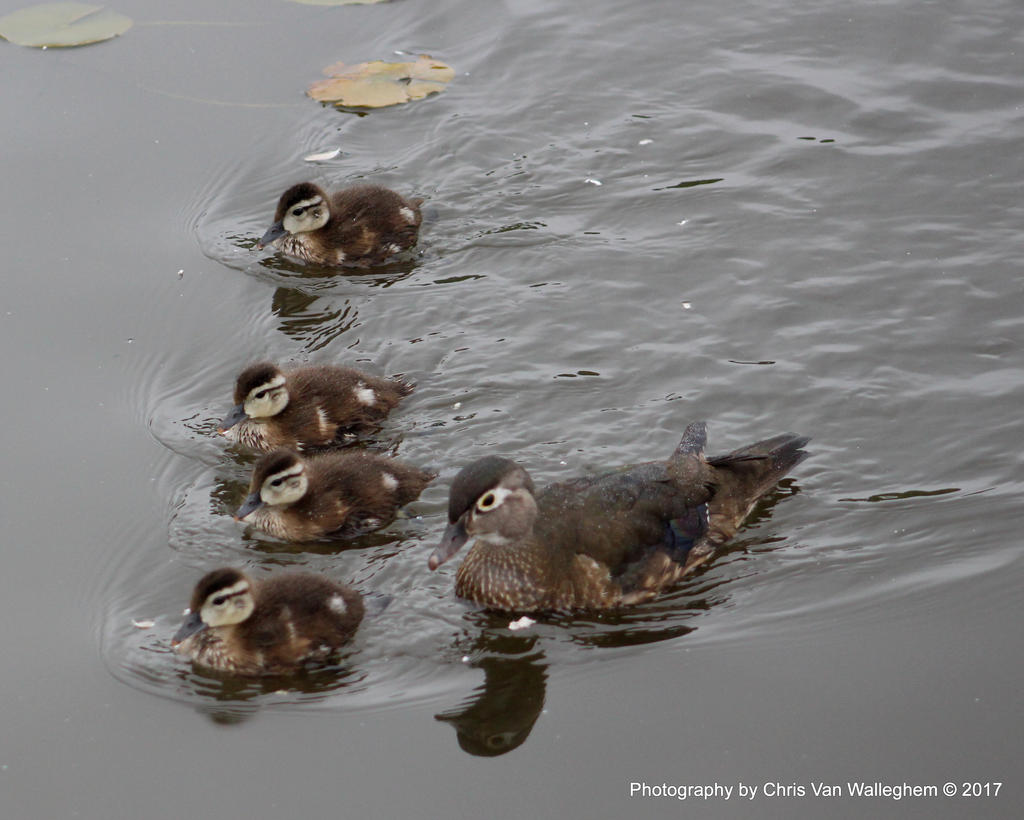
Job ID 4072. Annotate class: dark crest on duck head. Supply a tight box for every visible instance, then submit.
[234,362,283,402]
[447,456,534,523]
[190,567,248,611]
[251,448,303,485]
[274,182,326,220]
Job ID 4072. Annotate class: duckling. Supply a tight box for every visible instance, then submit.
[218,361,413,453]
[256,181,423,267]
[236,448,436,541]
[428,422,809,612]
[172,567,364,675]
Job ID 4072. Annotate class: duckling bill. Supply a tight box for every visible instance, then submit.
[428,422,809,612]
[172,567,364,675]
[218,361,413,453]
[236,448,435,542]
[257,181,422,267]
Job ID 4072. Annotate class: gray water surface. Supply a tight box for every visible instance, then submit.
[3,0,1022,817]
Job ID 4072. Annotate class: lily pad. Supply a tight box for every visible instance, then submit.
[308,54,454,109]
[0,2,132,47]
[289,0,389,5]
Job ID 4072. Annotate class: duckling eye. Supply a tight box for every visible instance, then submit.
[477,492,498,511]
[212,595,227,606]
[254,390,267,399]
[271,478,283,487]
[292,207,303,217]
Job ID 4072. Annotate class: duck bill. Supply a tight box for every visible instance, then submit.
[171,611,206,646]
[428,519,469,570]
[234,492,264,521]
[257,221,286,249]
[217,404,248,434]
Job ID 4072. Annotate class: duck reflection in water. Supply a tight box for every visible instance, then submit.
[435,632,547,757]
[269,287,359,351]
[264,278,417,378]
[173,645,365,727]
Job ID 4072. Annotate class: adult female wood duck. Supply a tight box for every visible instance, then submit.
[257,181,422,267]
[218,361,413,453]
[172,567,364,675]
[236,448,436,541]
[428,422,809,612]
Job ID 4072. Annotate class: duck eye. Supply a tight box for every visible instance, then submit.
[212,595,227,606]
[477,492,497,511]
[254,390,267,399]
[292,207,303,217]
[271,478,283,487]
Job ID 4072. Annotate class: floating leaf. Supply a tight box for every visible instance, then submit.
[308,54,454,109]
[289,0,390,5]
[0,2,132,47]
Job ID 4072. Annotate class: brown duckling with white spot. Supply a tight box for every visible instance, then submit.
[236,448,436,542]
[218,361,413,453]
[171,567,364,675]
[257,181,422,267]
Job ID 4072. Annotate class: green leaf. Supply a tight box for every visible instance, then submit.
[0,2,132,48]
[308,55,454,109]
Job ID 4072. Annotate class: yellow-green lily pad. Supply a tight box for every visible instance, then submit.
[308,55,454,109]
[0,2,131,47]
[289,0,390,5]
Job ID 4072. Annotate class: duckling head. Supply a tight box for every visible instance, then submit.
[218,362,290,433]
[235,449,309,520]
[258,182,330,248]
[428,456,538,570]
[172,568,256,646]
